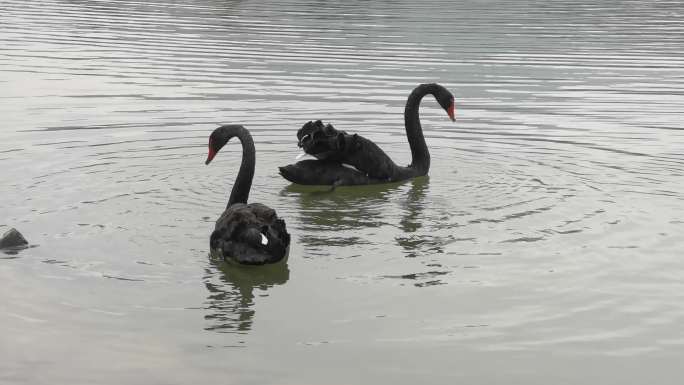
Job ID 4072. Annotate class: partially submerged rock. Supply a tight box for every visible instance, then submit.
[0,228,28,249]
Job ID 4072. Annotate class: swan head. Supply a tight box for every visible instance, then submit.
[206,132,225,165]
[435,87,456,122]
[205,125,242,165]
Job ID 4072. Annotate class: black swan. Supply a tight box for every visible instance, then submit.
[205,125,290,265]
[278,83,455,186]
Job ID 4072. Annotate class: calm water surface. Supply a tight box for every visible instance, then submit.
[2,0,684,383]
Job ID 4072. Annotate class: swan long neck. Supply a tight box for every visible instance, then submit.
[219,125,255,208]
[404,83,440,175]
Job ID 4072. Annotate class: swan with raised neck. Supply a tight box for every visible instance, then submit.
[205,125,290,265]
[278,83,455,186]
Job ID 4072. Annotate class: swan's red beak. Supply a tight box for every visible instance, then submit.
[447,102,455,122]
[205,147,217,165]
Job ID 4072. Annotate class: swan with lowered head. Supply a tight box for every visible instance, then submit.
[205,125,290,265]
[278,83,455,186]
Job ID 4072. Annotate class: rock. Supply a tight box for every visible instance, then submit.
[0,228,28,249]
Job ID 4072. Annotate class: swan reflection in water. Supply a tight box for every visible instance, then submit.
[284,177,436,256]
[202,256,289,333]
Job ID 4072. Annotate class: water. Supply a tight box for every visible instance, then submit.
[2,0,684,383]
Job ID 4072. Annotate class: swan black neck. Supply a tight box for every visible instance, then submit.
[404,83,445,175]
[214,125,255,208]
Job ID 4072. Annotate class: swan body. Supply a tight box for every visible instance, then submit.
[206,125,290,265]
[279,83,455,186]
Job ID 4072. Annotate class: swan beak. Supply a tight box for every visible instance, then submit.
[447,103,455,122]
[205,148,217,165]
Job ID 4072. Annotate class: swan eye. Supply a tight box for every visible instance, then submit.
[260,233,268,245]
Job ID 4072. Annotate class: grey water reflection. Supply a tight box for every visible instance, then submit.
[398,177,429,234]
[394,177,444,259]
[203,258,289,333]
[284,177,448,260]
[284,179,422,249]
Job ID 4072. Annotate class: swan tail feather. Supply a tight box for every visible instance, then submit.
[296,120,399,180]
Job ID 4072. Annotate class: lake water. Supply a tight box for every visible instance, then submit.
[2,0,684,383]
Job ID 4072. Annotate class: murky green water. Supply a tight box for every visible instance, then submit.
[2,0,684,383]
